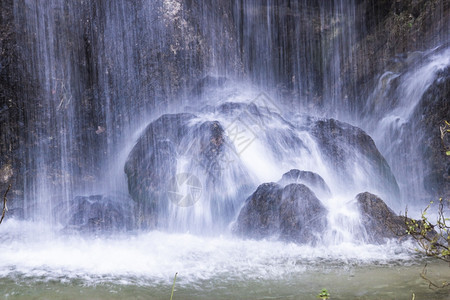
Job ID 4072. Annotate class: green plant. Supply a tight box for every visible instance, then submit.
[170,272,178,300]
[404,198,449,289]
[404,198,449,263]
[440,120,450,156]
[317,288,330,299]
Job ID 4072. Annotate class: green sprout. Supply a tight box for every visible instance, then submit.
[170,272,178,300]
[318,288,330,299]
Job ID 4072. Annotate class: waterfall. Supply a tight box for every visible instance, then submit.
[11,0,245,215]
[6,0,351,226]
[2,0,450,295]
[362,46,450,208]
[4,0,449,240]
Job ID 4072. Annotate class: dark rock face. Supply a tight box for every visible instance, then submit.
[414,66,450,200]
[124,112,239,229]
[0,0,26,209]
[124,113,194,228]
[234,182,327,244]
[190,75,228,96]
[1,0,447,219]
[278,169,331,199]
[310,118,400,202]
[347,0,450,111]
[356,192,407,243]
[56,194,136,234]
[234,183,282,239]
[279,184,328,243]
[0,0,241,218]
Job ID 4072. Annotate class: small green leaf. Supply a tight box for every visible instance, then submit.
[446,151,450,156]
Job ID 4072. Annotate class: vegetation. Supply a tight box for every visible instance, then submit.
[404,198,449,289]
[170,272,178,300]
[441,120,450,156]
[317,288,330,299]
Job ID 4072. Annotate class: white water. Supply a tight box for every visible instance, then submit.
[364,46,450,206]
[0,219,415,287]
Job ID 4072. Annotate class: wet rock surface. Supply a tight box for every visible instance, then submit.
[309,118,400,202]
[124,112,243,229]
[234,182,327,244]
[414,66,450,200]
[56,194,136,234]
[356,192,407,243]
[278,169,332,199]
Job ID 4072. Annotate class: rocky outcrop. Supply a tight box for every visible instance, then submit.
[309,118,400,202]
[0,0,25,208]
[414,66,450,200]
[234,182,327,244]
[347,0,450,110]
[356,192,407,243]
[0,0,242,218]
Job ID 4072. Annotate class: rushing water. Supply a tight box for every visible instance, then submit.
[2,0,450,299]
[362,46,450,208]
[2,220,450,300]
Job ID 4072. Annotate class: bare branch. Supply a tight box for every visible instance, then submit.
[403,198,450,263]
[0,184,11,224]
[420,263,449,290]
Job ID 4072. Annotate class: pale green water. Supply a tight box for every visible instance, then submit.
[1,261,448,299]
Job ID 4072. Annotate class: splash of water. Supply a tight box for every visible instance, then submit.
[0,219,415,286]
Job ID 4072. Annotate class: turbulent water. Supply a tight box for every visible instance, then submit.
[2,220,450,300]
[363,46,450,207]
[1,0,450,299]
[0,219,437,300]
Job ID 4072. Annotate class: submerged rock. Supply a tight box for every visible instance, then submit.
[356,192,407,243]
[234,182,327,244]
[56,194,136,234]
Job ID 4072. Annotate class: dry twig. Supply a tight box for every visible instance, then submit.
[0,184,11,224]
[420,263,449,290]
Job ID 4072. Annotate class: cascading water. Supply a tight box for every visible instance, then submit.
[362,46,450,209]
[123,83,399,240]
[1,0,449,298]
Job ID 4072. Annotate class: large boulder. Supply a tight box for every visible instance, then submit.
[356,192,407,243]
[234,182,328,244]
[124,113,194,228]
[125,113,194,228]
[124,111,252,230]
[309,118,400,206]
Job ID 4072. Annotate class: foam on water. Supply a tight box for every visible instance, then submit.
[0,219,416,286]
